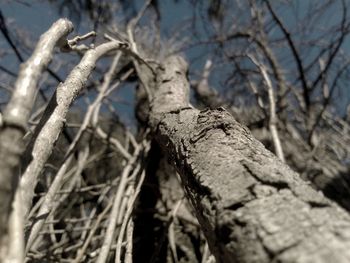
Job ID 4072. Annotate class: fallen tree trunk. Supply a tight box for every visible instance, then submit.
[148,56,350,262]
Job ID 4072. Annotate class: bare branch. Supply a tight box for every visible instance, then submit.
[25,154,75,253]
[265,0,310,111]
[115,168,148,263]
[60,31,97,52]
[248,54,285,162]
[63,52,131,160]
[96,145,143,263]
[0,18,73,255]
[19,39,128,221]
[2,18,73,129]
[310,0,349,91]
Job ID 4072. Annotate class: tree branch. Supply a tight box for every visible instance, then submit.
[248,54,285,162]
[265,0,310,111]
[19,40,128,221]
[0,18,73,255]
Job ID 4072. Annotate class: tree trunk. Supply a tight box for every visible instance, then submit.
[148,56,350,263]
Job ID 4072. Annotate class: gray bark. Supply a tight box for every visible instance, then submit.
[148,56,350,263]
[19,40,126,221]
[0,19,73,254]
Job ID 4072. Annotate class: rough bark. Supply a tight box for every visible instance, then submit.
[149,56,350,263]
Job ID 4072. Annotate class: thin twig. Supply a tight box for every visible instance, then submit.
[168,199,183,263]
[72,201,113,263]
[248,54,285,162]
[114,167,148,263]
[25,155,74,253]
[97,145,143,263]
[265,0,310,110]
[124,218,134,263]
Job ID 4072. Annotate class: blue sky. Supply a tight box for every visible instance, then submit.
[1,0,349,122]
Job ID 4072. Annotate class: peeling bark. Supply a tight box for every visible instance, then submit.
[149,56,350,263]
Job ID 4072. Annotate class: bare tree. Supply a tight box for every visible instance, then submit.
[0,0,350,262]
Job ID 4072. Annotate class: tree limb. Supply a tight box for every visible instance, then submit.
[19,40,128,221]
[0,18,73,256]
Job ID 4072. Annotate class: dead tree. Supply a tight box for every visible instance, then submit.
[0,0,350,261]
